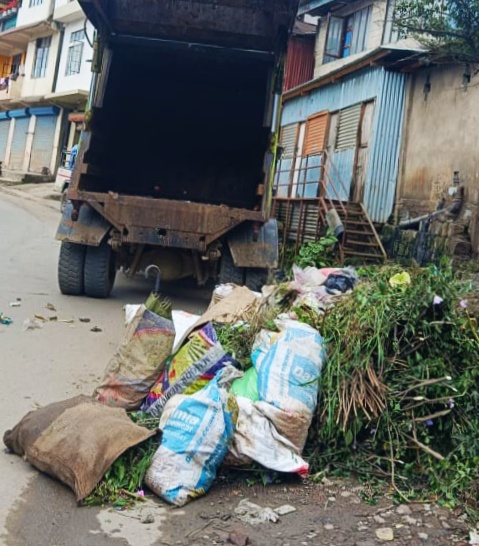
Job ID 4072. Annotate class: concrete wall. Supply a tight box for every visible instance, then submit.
[55,19,93,93]
[397,63,479,253]
[16,0,54,27]
[313,0,388,79]
[54,0,85,24]
[21,31,59,97]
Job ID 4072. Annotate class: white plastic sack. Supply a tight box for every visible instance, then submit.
[171,310,201,352]
[252,319,325,452]
[145,377,237,506]
[229,396,309,475]
[124,304,142,325]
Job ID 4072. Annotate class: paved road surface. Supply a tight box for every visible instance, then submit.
[0,188,209,546]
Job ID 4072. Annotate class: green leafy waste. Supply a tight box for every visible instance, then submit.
[84,415,160,508]
[306,262,479,510]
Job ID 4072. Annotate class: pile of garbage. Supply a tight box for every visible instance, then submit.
[5,262,479,510]
[3,265,356,508]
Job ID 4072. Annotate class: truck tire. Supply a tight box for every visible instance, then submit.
[245,268,269,292]
[84,239,117,298]
[58,242,87,296]
[219,248,245,286]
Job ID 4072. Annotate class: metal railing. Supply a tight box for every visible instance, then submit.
[272,150,350,253]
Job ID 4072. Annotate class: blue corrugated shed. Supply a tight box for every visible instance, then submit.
[326,148,355,201]
[363,70,406,223]
[281,66,407,223]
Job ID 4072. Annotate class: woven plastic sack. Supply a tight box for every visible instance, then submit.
[145,377,237,506]
[94,305,175,410]
[141,323,233,417]
[228,396,309,475]
[252,319,326,452]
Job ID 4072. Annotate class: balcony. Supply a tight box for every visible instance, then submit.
[0,19,53,56]
[54,0,82,23]
[0,76,23,103]
[0,1,18,31]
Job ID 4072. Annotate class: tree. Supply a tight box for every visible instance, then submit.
[394,0,479,63]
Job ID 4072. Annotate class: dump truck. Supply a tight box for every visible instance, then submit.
[56,0,299,298]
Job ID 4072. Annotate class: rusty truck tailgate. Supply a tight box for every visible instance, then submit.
[79,0,298,52]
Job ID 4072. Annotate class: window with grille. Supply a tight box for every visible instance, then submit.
[29,0,43,6]
[32,36,51,79]
[65,30,85,76]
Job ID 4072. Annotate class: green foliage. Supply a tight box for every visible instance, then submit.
[216,323,256,368]
[307,263,479,509]
[395,0,479,62]
[295,230,338,269]
[84,414,161,507]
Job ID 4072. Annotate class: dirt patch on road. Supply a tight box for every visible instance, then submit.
[157,473,470,546]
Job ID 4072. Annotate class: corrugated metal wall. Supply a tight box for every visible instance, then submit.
[326,148,355,201]
[9,117,29,170]
[280,67,407,222]
[0,118,10,162]
[364,70,406,222]
[30,115,57,173]
[282,68,384,125]
[284,36,315,92]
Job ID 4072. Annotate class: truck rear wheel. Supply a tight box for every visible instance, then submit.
[219,248,245,286]
[58,242,87,296]
[84,238,117,298]
[245,268,269,292]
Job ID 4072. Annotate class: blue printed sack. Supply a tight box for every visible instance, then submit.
[145,376,237,506]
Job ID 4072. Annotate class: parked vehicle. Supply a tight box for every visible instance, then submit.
[56,0,298,298]
[53,147,77,212]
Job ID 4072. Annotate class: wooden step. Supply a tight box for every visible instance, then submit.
[344,240,380,247]
[343,249,383,259]
[345,228,376,237]
[338,212,365,220]
[344,219,372,226]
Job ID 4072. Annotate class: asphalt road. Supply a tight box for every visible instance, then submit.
[0,188,210,546]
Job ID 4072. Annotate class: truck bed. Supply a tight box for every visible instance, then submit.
[79,43,271,209]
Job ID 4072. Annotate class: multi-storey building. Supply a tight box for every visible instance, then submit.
[0,0,93,177]
[273,0,424,259]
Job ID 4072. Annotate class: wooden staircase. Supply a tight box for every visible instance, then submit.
[334,201,387,262]
[272,150,387,264]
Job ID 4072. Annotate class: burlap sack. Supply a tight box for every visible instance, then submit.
[3,395,155,500]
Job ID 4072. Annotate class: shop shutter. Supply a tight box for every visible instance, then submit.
[0,118,10,162]
[279,123,298,158]
[9,116,29,170]
[304,112,328,155]
[336,104,361,150]
[29,115,57,173]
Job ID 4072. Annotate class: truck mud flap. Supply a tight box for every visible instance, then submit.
[55,202,111,246]
[227,219,278,269]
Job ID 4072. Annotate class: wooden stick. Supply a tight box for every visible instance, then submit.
[413,409,451,422]
[399,376,452,395]
[404,435,445,461]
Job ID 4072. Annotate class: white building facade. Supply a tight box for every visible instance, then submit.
[0,0,93,176]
